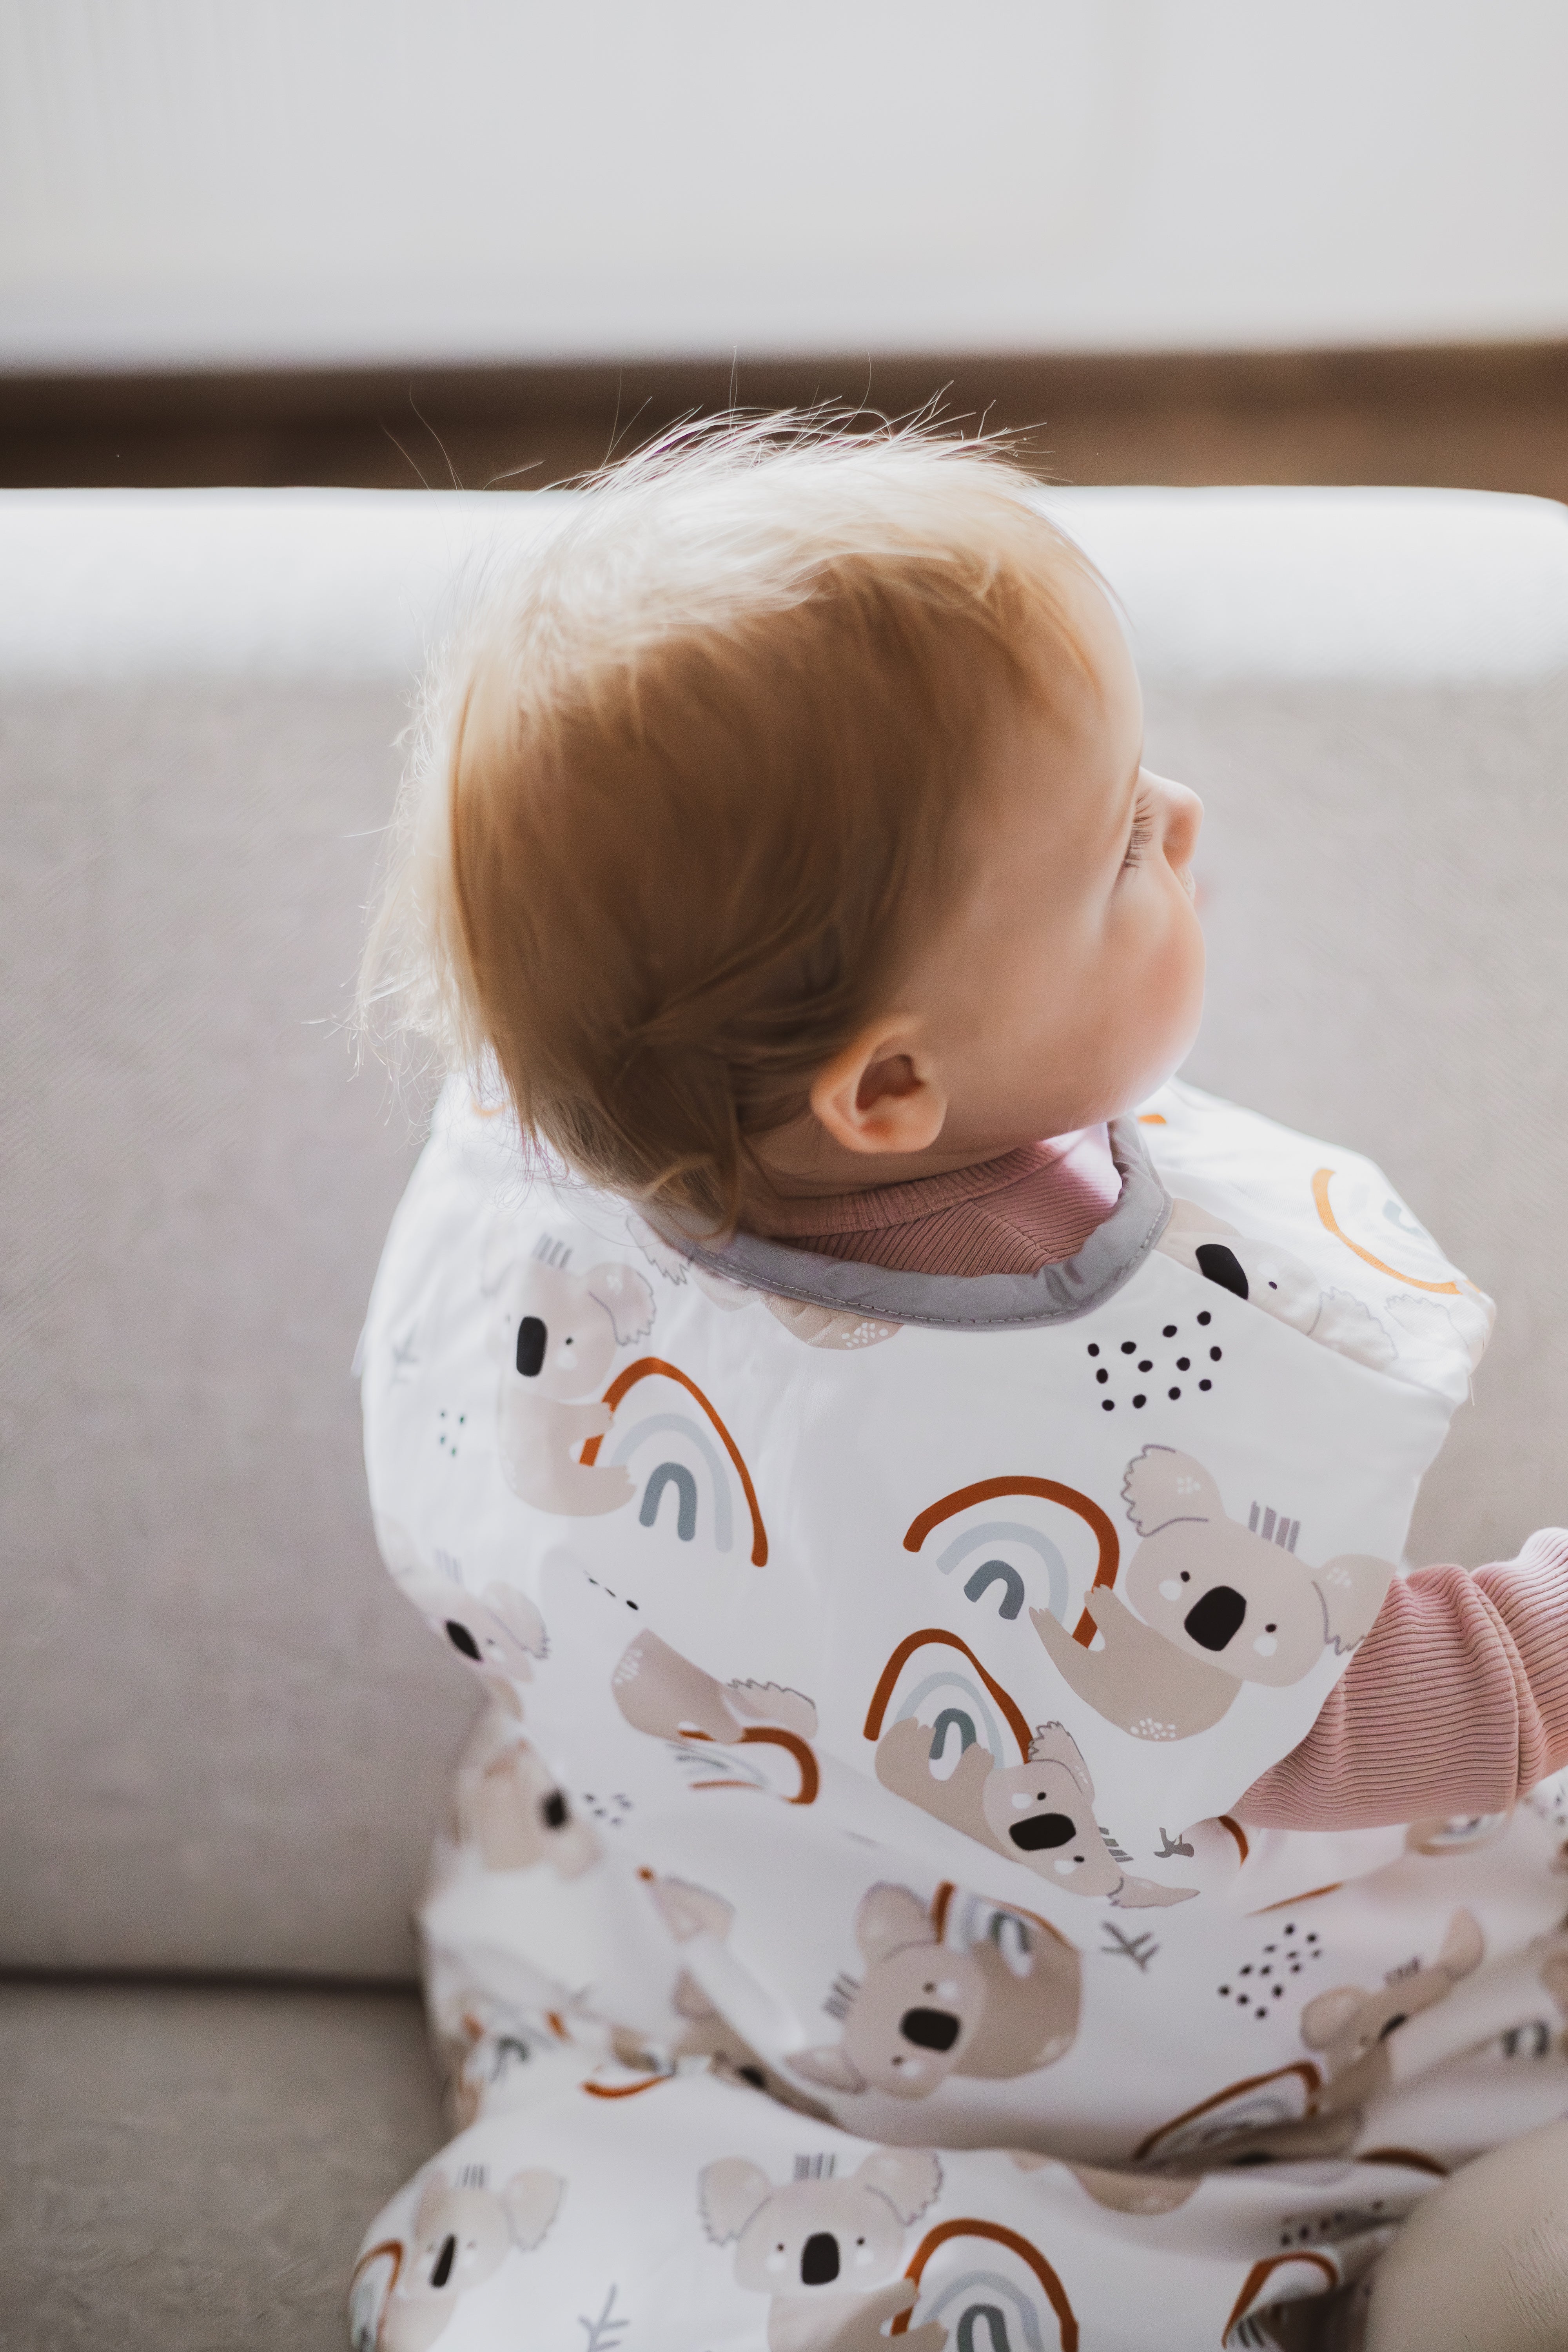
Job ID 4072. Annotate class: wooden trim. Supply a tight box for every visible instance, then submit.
[3,341,1567,497]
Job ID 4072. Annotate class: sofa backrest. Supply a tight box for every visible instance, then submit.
[3,485,1564,1975]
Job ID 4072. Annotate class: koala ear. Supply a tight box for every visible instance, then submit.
[587,1263,656,1348]
[855,2146,943,2226]
[649,1876,734,1945]
[411,2170,449,2238]
[1026,1721,1094,1798]
[699,2157,775,2243]
[1313,1554,1396,1655]
[855,1882,935,1965]
[502,2169,563,2251]
[1299,1985,1367,2050]
[1122,1446,1222,1536]
[1437,1908,1485,1984]
[787,2044,869,2094]
[481,1582,548,1659]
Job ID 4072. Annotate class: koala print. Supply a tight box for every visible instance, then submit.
[352,2164,564,2352]
[612,1628,817,1743]
[454,1733,599,1878]
[602,1874,835,2116]
[484,1230,655,1515]
[789,1883,1079,2100]
[699,2146,945,2352]
[875,1716,1195,1908]
[1031,1447,1394,1740]
[1158,1198,1401,1376]
[612,1629,819,1801]
[1149,1908,1489,2171]
[407,1578,548,1718]
[1301,1908,1485,2123]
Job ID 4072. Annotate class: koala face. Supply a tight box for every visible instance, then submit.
[436,1585,546,1682]
[1125,1517,1326,1686]
[399,2183,512,2305]
[1301,1910,1484,2109]
[461,1739,599,1877]
[979,1758,1122,1895]
[733,2175,905,2296]
[701,2147,940,2307]
[492,1254,655,1405]
[503,1261,622,1400]
[841,1938,987,2097]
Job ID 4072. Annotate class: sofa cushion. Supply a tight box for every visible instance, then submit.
[0,1978,443,2352]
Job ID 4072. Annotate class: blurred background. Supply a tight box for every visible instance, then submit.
[3,0,1566,495]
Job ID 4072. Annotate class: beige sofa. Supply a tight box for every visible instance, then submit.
[3,483,1566,2350]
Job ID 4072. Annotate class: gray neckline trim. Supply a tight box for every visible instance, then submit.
[646,1117,1173,1330]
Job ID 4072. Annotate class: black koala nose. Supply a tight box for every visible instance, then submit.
[515,1316,547,1377]
[1185,1585,1247,1651]
[444,1621,482,1662]
[800,2232,840,2287]
[541,1789,569,1831]
[1377,2011,1409,2041]
[1008,1810,1077,1853]
[899,2005,961,2052]
[430,2233,457,2289]
[1195,1242,1249,1300]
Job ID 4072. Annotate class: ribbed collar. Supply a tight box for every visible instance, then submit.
[753,1140,1065,1240]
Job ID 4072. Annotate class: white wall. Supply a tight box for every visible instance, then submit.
[3,0,1566,371]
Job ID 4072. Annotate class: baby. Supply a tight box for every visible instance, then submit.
[350,423,1568,2352]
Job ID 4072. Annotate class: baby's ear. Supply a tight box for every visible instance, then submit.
[1299,1985,1367,2050]
[587,1263,656,1347]
[1122,1446,1222,1535]
[502,2170,563,2250]
[855,1882,934,1964]
[787,2044,868,2095]
[1313,1554,1395,1654]
[855,2147,942,2225]
[699,2157,775,2243]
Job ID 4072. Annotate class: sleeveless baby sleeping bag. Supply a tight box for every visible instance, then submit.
[350,1080,1568,2352]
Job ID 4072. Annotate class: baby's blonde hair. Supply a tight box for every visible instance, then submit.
[361,416,1096,1228]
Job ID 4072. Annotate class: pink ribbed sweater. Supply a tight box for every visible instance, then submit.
[758,1132,1568,1829]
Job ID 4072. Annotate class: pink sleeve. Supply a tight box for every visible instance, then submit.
[1236,1528,1568,1831]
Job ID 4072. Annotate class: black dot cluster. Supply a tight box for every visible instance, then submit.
[1277,2199,1386,2249]
[1086,1315,1222,1412]
[1217,1923,1323,2019]
[437,1407,468,1457]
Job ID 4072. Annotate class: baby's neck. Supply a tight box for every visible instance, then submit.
[744,1132,1024,1216]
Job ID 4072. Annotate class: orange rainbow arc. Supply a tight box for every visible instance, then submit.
[893,2220,1077,2348]
[1223,2252,1338,2345]
[687,1724,820,1806]
[1311,1169,1461,1294]
[1132,2062,1322,2165]
[904,1477,1120,1646]
[581,2070,673,2100]
[581,1357,768,1564]
[863,1628,1034,1758]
